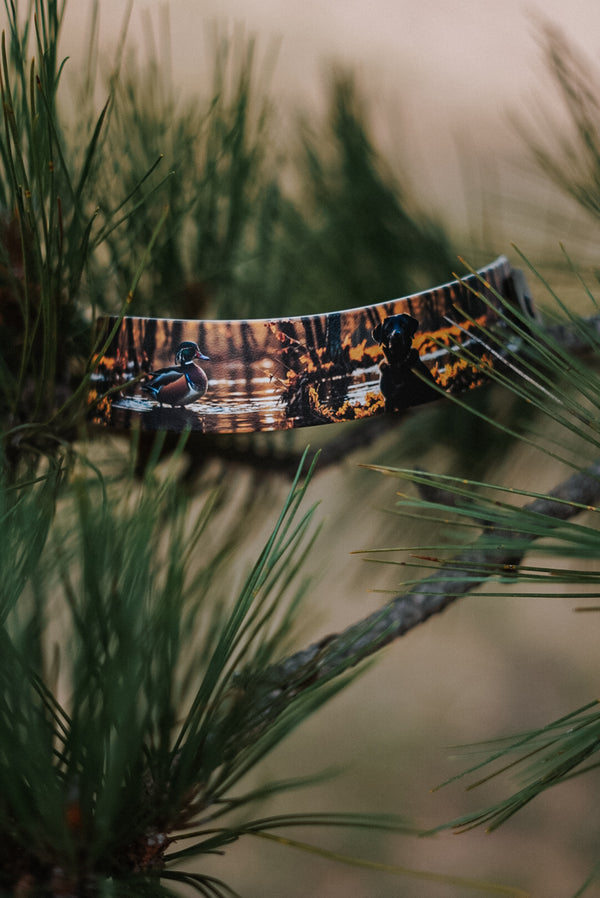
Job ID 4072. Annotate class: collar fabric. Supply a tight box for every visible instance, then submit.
[90,256,532,434]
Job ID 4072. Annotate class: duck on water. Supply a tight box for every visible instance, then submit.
[142,341,210,407]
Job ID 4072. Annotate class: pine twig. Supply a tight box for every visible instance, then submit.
[241,459,600,739]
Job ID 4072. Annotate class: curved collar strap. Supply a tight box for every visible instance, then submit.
[90,256,532,434]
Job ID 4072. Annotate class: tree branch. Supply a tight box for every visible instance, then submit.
[243,458,600,736]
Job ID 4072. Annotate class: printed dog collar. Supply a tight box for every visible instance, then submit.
[90,256,533,434]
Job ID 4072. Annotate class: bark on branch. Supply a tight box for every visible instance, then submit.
[246,458,600,734]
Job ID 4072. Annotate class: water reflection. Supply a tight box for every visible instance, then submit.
[109,367,382,433]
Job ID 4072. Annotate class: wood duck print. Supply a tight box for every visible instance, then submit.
[142,341,210,407]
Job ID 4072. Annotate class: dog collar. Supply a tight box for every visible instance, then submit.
[89,256,532,434]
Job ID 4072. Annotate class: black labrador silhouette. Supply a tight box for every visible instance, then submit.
[372,313,439,412]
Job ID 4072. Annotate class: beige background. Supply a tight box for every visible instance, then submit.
[60,0,600,239]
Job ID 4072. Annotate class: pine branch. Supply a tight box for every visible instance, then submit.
[241,458,600,741]
[545,312,600,354]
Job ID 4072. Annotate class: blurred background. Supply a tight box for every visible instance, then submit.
[52,1,600,895]
[60,0,600,260]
